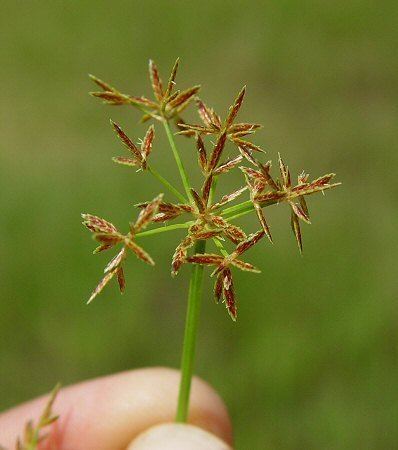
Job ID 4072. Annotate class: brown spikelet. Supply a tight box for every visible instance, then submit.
[172,235,194,276]
[177,123,214,135]
[134,194,163,232]
[222,268,237,321]
[111,120,142,160]
[208,131,227,172]
[233,138,265,154]
[165,58,179,99]
[196,134,207,173]
[112,156,139,167]
[229,123,262,134]
[125,239,155,266]
[149,60,163,101]
[254,204,273,243]
[89,74,115,92]
[230,258,261,273]
[226,86,246,128]
[213,155,243,175]
[82,214,118,235]
[117,267,126,293]
[211,186,247,210]
[291,210,303,253]
[142,125,155,166]
[90,91,130,105]
[130,96,158,108]
[193,230,222,240]
[235,230,265,256]
[201,175,213,205]
[196,98,217,129]
[187,253,224,265]
[168,86,200,110]
[214,272,223,303]
[190,189,205,213]
[238,145,257,165]
[88,269,117,304]
[290,201,311,224]
[104,248,126,273]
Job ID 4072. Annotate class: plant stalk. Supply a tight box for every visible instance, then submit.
[148,165,187,203]
[176,239,206,422]
[163,120,193,202]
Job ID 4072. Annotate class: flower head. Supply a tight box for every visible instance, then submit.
[84,57,340,320]
[187,231,265,320]
[111,121,154,170]
[89,58,200,122]
[178,87,264,165]
[82,194,163,303]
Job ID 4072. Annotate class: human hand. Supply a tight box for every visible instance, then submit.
[0,368,232,449]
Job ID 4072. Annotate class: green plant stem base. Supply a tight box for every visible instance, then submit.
[175,239,206,422]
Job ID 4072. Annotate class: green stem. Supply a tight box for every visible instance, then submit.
[222,199,254,217]
[148,165,187,203]
[222,198,279,220]
[163,120,193,202]
[176,239,206,422]
[213,237,229,257]
[135,222,192,238]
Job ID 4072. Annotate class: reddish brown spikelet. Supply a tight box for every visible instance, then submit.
[112,156,139,167]
[187,253,224,265]
[222,268,237,321]
[290,201,311,224]
[233,138,265,154]
[89,74,115,92]
[88,269,117,304]
[168,86,201,110]
[211,215,247,243]
[142,125,155,164]
[230,258,260,273]
[90,91,130,105]
[196,98,216,129]
[111,120,142,160]
[211,186,247,210]
[291,210,303,253]
[201,175,213,205]
[172,235,194,276]
[193,230,222,240]
[254,205,273,243]
[214,272,223,303]
[226,86,246,128]
[190,188,205,213]
[125,239,155,266]
[229,123,262,134]
[104,248,126,273]
[149,59,163,101]
[117,267,126,293]
[82,214,118,235]
[208,131,227,172]
[255,190,286,203]
[134,193,163,232]
[213,155,243,176]
[130,96,158,108]
[278,153,291,188]
[238,145,257,165]
[235,230,265,256]
[165,57,179,99]
[196,134,207,173]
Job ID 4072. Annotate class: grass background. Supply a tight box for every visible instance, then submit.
[1,1,397,448]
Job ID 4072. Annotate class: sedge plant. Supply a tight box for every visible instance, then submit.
[80,58,340,424]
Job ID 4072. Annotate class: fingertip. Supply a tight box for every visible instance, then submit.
[127,423,232,450]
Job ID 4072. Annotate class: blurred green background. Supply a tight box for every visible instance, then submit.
[1,1,397,448]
